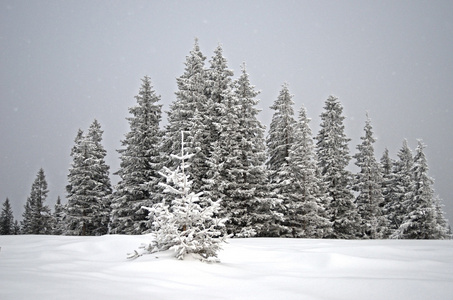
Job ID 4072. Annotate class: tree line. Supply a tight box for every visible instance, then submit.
[1,39,451,239]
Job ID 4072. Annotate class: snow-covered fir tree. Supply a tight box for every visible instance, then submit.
[52,196,66,235]
[316,96,361,239]
[266,83,296,183]
[192,44,236,197]
[353,114,387,239]
[209,64,273,237]
[433,196,451,239]
[65,120,112,236]
[64,129,84,234]
[162,38,207,186]
[110,76,164,234]
[384,139,414,234]
[286,105,332,238]
[0,198,15,235]
[392,140,449,239]
[380,148,394,212]
[85,120,112,234]
[21,168,52,234]
[132,132,228,262]
[265,83,297,236]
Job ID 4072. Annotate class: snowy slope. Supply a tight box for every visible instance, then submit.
[0,235,452,300]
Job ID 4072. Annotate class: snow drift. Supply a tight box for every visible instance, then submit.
[1,235,452,300]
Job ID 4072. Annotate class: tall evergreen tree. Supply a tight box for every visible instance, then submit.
[191,44,235,196]
[353,115,387,239]
[316,96,361,239]
[380,148,394,212]
[0,198,15,235]
[266,83,296,183]
[265,83,296,236]
[110,76,164,234]
[64,129,84,234]
[286,105,332,238]
[384,139,414,233]
[21,168,51,234]
[210,64,273,237]
[392,141,448,239]
[86,120,112,234]
[66,121,112,236]
[163,38,207,177]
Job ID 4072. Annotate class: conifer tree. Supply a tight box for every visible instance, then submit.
[131,132,228,262]
[110,76,163,234]
[64,129,84,234]
[13,220,20,235]
[380,148,394,213]
[210,64,273,237]
[392,141,448,239]
[0,198,15,235]
[66,120,112,236]
[86,120,112,234]
[353,115,387,239]
[52,196,66,235]
[266,83,296,183]
[316,96,361,239]
[265,83,296,236]
[163,38,207,179]
[287,106,332,238]
[191,44,235,196]
[21,168,52,234]
[21,198,32,233]
[384,139,414,233]
[433,197,451,239]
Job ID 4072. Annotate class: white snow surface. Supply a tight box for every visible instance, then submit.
[1,235,452,300]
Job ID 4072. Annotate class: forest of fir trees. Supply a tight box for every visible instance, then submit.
[1,39,451,240]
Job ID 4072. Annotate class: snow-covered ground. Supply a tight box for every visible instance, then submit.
[0,235,452,300]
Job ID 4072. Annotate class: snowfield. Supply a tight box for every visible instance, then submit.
[0,235,452,300]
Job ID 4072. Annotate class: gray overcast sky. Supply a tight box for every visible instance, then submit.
[1,0,453,223]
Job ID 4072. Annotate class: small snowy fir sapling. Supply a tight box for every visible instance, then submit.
[129,132,228,262]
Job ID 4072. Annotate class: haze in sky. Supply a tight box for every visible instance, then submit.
[1,0,453,223]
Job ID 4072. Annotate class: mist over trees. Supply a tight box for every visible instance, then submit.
[3,40,451,240]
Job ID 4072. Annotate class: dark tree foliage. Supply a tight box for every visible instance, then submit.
[21,168,52,234]
[52,196,66,235]
[0,198,15,235]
